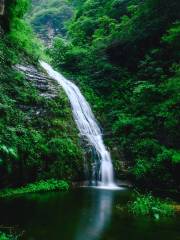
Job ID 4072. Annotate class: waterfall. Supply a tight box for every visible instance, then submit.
[40,61,118,188]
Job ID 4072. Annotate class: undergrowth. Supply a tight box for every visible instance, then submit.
[0,179,69,198]
[128,193,175,219]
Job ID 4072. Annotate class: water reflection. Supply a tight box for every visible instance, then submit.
[0,189,180,240]
[75,189,114,240]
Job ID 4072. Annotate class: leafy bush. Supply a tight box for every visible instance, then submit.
[1,0,43,62]
[7,18,43,60]
[128,193,175,219]
[0,231,18,240]
[0,179,69,198]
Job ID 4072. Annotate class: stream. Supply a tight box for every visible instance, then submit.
[0,188,180,240]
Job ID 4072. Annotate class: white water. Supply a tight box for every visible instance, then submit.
[40,61,118,188]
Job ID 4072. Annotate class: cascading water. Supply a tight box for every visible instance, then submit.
[40,61,118,188]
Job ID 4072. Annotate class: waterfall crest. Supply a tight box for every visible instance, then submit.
[40,61,117,188]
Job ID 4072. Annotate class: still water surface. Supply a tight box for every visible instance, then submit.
[0,188,180,240]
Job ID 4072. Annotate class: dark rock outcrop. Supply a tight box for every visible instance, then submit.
[15,64,59,99]
[13,63,62,118]
[0,0,4,16]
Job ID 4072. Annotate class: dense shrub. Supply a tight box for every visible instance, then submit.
[0,232,16,240]
[128,193,174,219]
[0,179,69,198]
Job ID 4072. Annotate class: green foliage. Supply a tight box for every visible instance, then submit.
[1,0,43,62]
[27,0,73,42]
[0,0,84,189]
[0,179,69,198]
[49,0,180,190]
[128,193,175,219]
[7,18,43,60]
[172,152,180,164]
[0,232,15,240]
[162,21,180,46]
[11,0,29,17]
[132,159,151,178]
[0,64,83,186]
[1,0,179,192]
[48,37,89,72]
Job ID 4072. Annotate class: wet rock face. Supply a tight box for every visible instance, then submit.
[14,64,61,117]
[15,64,59,99]
[0,0,4,16]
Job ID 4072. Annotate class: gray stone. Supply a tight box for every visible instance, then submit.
[14,64,60,99]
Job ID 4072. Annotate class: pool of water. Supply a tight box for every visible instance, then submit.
[0,188,179,240]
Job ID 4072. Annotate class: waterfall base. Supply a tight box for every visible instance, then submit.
[92,185,123,190]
